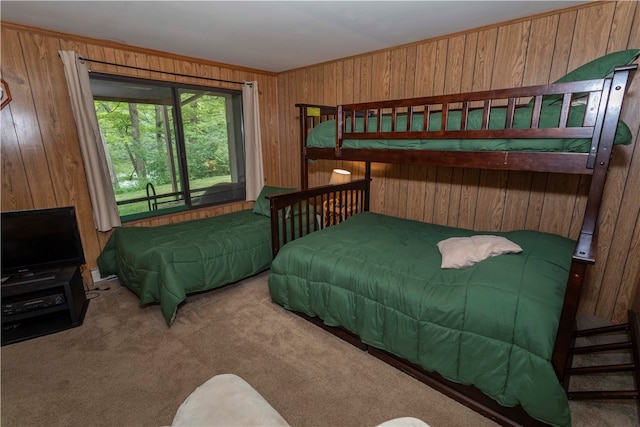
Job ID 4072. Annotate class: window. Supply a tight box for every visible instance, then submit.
[90,73,245,221]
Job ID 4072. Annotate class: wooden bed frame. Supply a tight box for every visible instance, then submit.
[268,64,637,426]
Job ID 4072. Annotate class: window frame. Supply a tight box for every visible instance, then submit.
[89,72,246,222]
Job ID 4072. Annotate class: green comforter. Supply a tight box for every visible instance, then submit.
[269,212,574,426]
[308,104,632,151]
[98,209,272,326]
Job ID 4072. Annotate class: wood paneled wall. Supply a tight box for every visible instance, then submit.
[275,1,640,322]
[1,23,280,285]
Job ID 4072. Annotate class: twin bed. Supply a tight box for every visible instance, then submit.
[96,186,302,326]
[97,49,638,426]
[97,209,272,325]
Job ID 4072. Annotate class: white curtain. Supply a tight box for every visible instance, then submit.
[242,81,265,200]
[59,50,120,231]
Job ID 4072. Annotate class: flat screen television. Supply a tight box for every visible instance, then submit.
[1,206,85,279]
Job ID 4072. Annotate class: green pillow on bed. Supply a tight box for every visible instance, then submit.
[253,185,296,217]
[539,49,640,105]
[554,49,640,84]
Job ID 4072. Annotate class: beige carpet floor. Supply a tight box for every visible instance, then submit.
[1,271,638,427]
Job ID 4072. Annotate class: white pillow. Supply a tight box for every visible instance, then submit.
[437,235,522,269]
[376,417,431,427]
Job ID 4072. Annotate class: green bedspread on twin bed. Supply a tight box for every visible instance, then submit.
[269,212,575,427]
[98,209,272,326]
[308,104,632,152]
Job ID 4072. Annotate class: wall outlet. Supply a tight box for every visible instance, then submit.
[90,268,102,283]
[90,267,115,284]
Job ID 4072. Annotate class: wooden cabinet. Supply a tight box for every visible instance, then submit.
[1,266,88,345]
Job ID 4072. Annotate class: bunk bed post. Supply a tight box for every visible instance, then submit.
[336,105,343,157]
[364,162,371,211]
[552,65,637,384]
[269,197,282,258]
[577,66,636,257]
[298,104,310,190]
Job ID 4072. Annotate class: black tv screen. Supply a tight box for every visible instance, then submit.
[1,206,85,277]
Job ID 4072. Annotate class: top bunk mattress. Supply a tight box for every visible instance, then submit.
[307,103,633,152]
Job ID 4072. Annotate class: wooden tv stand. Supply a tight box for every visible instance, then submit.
[1,265,88,346]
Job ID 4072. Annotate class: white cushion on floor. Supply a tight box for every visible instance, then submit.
[171,374,290,427]
[377,417,431,427]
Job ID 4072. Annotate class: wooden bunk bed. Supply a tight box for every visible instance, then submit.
[267,60,638,427]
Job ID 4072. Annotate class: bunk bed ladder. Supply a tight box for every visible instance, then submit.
[564,310,640,421]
